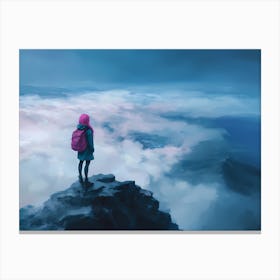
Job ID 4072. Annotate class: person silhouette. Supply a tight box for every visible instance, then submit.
[76,113,94,187]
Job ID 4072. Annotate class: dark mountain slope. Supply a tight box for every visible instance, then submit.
[20,174,179,231]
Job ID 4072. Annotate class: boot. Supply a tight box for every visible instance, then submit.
[84,178,94,188]
[78,174,83,184]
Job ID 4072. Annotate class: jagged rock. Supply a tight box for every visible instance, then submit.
[96,174,115,183]
[20,174,179,231]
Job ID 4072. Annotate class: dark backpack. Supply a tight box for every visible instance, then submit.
[71,128,88,152]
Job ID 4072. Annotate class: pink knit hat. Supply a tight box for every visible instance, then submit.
[79,114,94,133]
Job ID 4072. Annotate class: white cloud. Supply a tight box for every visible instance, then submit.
[154,178,219,229]
[147,92,259,118]
[19,88,256,228]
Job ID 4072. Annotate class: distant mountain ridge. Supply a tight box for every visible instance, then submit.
[20,85,102,97]
[20,174,179,231]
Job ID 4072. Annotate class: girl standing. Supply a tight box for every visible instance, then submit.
[76,113,94,187]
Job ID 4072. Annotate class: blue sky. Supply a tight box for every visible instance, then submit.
[20,49,260,95]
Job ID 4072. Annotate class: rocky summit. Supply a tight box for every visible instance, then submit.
[20,174,179,231]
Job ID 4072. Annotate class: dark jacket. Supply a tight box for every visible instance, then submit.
[77,124,94,161]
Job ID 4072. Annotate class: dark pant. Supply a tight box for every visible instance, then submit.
[78,160,91,181]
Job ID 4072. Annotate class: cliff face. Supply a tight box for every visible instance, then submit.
[20,174,179,231]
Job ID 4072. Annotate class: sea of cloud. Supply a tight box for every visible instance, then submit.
[19,88,260,229]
